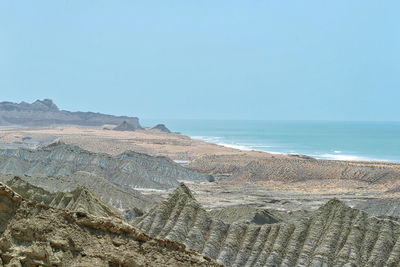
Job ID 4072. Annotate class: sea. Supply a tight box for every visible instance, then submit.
[142,119,400,163]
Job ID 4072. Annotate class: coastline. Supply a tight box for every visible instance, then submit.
[1,124,400,166]
[139,119,400,164]
[190,135,397,163]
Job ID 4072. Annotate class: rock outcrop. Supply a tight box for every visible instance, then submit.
[0,142,214,190]
[151,124,171,133]
[0,99,141,127]
[134,183,400,266]
[0,182,222,266]
[113,120,143,131]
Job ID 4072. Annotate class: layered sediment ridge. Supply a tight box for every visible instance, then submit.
[189,155,400,185]
[6,176,121,218]
[231,158,400,183]
[0,142,214,189]
[0,182,222,266]
[135,183,400,266]
[0,172,153,212]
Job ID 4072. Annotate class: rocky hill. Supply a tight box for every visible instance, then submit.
[0,99,141,127]
[0,182,222,266]
[134,183,400,266]
[0,142,214,189]
[151,124,171,133]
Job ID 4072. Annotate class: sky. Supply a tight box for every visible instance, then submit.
[0,1,399,121]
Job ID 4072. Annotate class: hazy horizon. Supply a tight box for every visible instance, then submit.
[1,1,399,121]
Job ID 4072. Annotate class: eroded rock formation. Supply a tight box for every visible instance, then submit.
[134,183,400,266]
[0,142,214,190]
[0,171,153,213]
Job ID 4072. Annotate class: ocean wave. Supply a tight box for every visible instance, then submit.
[217,143,252,151]
[314,153,369,161]
[267,151,285,155]
[191,136,222,142]
[193,136,293,155]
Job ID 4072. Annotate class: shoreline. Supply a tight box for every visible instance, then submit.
[190,135,398,164]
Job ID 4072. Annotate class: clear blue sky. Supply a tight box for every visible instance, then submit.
[1,1,399,121]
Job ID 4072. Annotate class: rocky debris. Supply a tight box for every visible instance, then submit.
[151,124,171,133]
[5,176,121,218]
[0,142,214,190]
[134,183,400,266]
[0,99,141,127]
[0,182,222,266]
[124,207,145,221]
[113,120,143,131]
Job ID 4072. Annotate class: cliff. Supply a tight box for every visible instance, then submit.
[0,99,141,127]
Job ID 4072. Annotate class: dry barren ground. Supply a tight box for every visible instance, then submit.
[0,126,278,160]
[1,126,400,217]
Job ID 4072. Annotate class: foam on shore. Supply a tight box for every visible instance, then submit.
[191,135,390,162]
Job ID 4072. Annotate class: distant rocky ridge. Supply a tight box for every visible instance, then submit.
[134,183,400,266]
[0,99,141,127]
[0,182,221,266]
[5,176,121,218]
[231,157,400,184]
[0,142,214,190]
[188,155,400,190]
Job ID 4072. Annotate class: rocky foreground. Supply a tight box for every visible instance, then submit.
[135,183,400,266]
[0,182,221,266]
[1,169,400,266]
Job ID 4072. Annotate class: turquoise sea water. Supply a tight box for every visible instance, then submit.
[142,120,400,163]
